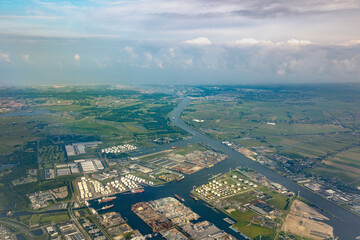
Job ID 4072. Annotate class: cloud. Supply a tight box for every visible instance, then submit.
[0,15,61,20]
[92,57,112,68]
[0,0,359,45]
[74,53,80,64]
[339,40,360,46]
[229,0,360,19]
[22,54,31,63]
[227,38,313,47]
[185,37,212,45]
[286,39,312,46]
[144,52,153,62]
[142,52,163,68]
[183,59,193,68]
[124,46,138,60]
[169,48,175,57]
[154,59,164,68]
[277,69,285,75]
[231,38,260,45]
[227,38,274,46]
[74,53,80,61]
[0,51,11,62]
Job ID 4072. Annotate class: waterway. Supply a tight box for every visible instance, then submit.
[0,163,17,171]
[0,109,52,117]
[90,97,360,239]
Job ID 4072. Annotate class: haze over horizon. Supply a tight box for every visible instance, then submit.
[1,0,360,85]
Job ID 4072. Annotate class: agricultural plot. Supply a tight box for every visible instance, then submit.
[308,165,360,184]
[183,91,360,184]
[327,147,360,170]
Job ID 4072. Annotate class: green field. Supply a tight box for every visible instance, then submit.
[29,212,69,226]
[233,220,275,239]
[307,165,360,183]
[182,88,360,184]
[172,143,207,155]
[327,147,360,170]
[0,116,45,154]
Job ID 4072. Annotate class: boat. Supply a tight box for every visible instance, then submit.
[177,176,184,181]
[98,196,116,203]
[174,194,185,202]
[172,146,179,149]
[101,204,114,210]
[189,194,198,201]
[131,188,144,194]
[223,218,235,225]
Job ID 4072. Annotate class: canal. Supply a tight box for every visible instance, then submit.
[90,97,360,239]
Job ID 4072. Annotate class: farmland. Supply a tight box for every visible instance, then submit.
[182,85,360,185]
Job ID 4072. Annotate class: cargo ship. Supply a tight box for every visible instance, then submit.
[98,196,116,203]
[177,176,184,182]
[189,194,198,201]
[131,188,144,194]
[174,194,185,202]
[223,218,235,225]
[101,204,114,210]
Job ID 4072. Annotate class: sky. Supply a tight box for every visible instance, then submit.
[0,0,360,85]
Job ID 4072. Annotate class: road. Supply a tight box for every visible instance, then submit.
[0,219,33,239]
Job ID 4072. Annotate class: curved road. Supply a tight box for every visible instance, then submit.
[168,97,360,240]
[0,219,33,239]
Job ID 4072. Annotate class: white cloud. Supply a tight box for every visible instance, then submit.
[227,38,275,46]
[227,38,313,47]
[22,54,31,63]
[169,48,175,57]
[277,69,285,75]
[141,53,163,68]
[339,40,360,46]
[185,37,212,45]
[285,39,312,46]
[92,57,112,68]
[0,51,11,62]
[228,38,313,47]
[124,46,137,60]
[74,53,80,64]
[185,59,193,65]
[230,38,260,45]
[182,59,193,68]
[154,59,163,68]
[144,52,153,62]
